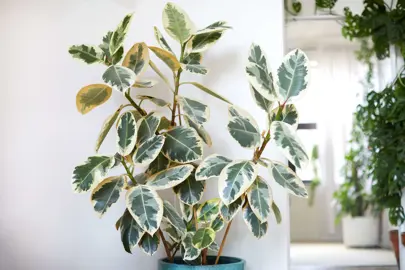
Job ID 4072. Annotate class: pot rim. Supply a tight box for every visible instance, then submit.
[159,256,245,266]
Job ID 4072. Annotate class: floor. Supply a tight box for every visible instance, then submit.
[291,243,397,270]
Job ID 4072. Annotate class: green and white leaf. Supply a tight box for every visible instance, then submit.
[162,2,195,43]
[177,96,209,125]
[99,31,114,63]
[120,210,145,253]
[174,174,205,206]
[149,46,181,72]
[268,161,308,198]
[247,176,273,222]
[68,44,104,64]
[91,175,127,217]
[183,115,212,147]
[227,106,261,149]
[126,185,163,235]
[117,111,137,156]
[102,65,136,93]
[133,135,165,166]
[220,196,244,222]
[276,49,309,101]
[243,204,268,239]
[218,160,258,205]
[195,154,232,181]
[268,105,299,129]
[134,172,148,185]
[181,82,232,104]
[162,126,203,163]
[197,21,231,34]
[182,64,208,75]
[95,106,122,152]
[182,53,202,65]
[154,26,174,54]
[110,13,133,55]
[146,152,170,175]
[189,31,223,53]
[208,241,220,252]
[111,46,124,64]
[137,95,170,107]
[192,228,216,249]
[123,42,150,76]
[250,84,273,112]
[270,121,308,169]
[163,222,182,242]
[146,164,193,190]
[272,202,282,224]
[163,201,186,235]
[76,84,112,115]
[182,232,201,261]
[197,198,221,223]
[139,233,160,256]
[137,112,161,145]
[211,216,225,232]
[180,202,193,222]
[133,80,158,88]
[72,156,114,193]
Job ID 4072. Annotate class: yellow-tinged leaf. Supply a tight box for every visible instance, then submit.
[123,42,150,77]
[149,46,181,73]
[76,84,112,114]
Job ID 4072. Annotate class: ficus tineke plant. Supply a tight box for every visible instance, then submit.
[69,2,310,266]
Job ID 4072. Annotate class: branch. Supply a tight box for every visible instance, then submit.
[158,229,171,259]
[215,220,233,265]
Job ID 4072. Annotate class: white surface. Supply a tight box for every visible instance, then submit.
[342,217,379,247]
[0,0,289,270]
[291,243,397,267]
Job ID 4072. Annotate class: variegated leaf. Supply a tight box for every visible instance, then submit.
[268,105,299,129]
[247,176,273,222]
[163,201,186,235]
[174,174,205,206]
[189,31,223,53]
[180,202,193,222]
[158,117,172,132]
[197,21,231,34]
[154,26,174,54]
[277,49,309,101]
[137,112,161,145]
[139,233,160,256]
[219,160,258,205]
[133,80,158,88]
[126,185,163,235]
[272,202,282,224]
[268,161,308,198]
[99,31,114,63]
[208,241,220,252]
[183,115,212,147]
[136,95,170,107]
[117,111,137,156]
[146,152,170,175]
[162,2,195,43]
[95,106,122,152]
[163,222,182,241]
[134,172,148,185]
[120,209,145,253]
[133,135,165,166]
[227,106,261,149]
[111,47,124,64]
[76,84,112,114]
[91,175,127,217]
[72,156,114,193]
[243,203,268,239]
[177,96,209,125]
[182,232,201,261]
[182,53,202,65]
[162,126,203,163]
[197,198,221,223]
[110,13,133,55]
[146,164,193,190]
[149,46,181,73]
[270,121,308,169]
[192,228,216,249]
[182,64,208,75]
[195,154,231,181]
[102,65,136,93]
[68,45,104,64]
[123,42,150,76]
[220,197,244,222]
[211,216,225,232]
[250,84,273,112]
[181,82,232,104]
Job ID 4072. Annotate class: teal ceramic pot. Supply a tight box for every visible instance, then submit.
[158,256,245,270]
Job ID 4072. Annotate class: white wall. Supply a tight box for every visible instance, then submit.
[0,0,288,270]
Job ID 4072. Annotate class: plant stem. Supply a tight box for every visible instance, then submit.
[193,206,198,230]
[177,104,182,125]
[202,249,208,265]
[215,220,233,265]
[158,229,171,259]
[170,44,186,126]
[170,242,182,263]
[121,159,136,183]
[124,91,147,116]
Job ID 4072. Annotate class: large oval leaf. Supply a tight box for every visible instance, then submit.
[250,84,273,112]
[102,65,136,93]
[247,176,273,222]
[76,84,112,115]
[163,201,186,235]
[211,215,225,232]
[220,196,244,222]
[180,202,193,222]
[174,174,205,206]
[243,203,268,239]
[162,2,195,43]
[72,156,114,193]
[137,112,161,145]
[146,152,170,175]
[177,96,209,125]
[95,106,122,152]
[133,135,165,166]
[149,46,181,73]
[162,126,203,163]
[268,161,307,198]
[180,82,232,104]
[197,198,221,223]
[268,105,299,130]
[272,202,282,224]
[154,27,174,54]
[146,164,193,190]
[117,111,137,156]
[183,115,212,147]
[182,64,208,75]
[218,160,258,205]
[192,228,216,249]
[277,49,309,101]
[195,154,232,181]
[123,42,150,76]
[91,175,127,217]
[110,13,133,55]
[119,210,145,253]
[189,31,223,53]
[227,106,261,149]
[126,185,163,235]
[139,233,160,256]
[182,232,201,261]
[270,121,308,169]
[68,44,104,64]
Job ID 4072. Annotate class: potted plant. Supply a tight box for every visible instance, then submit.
[333,117,378,247]
[69,3,311,269]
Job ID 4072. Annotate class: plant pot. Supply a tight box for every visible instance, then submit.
[389,230,400,267]
[158,256,245,270]
[342,216,379,247]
